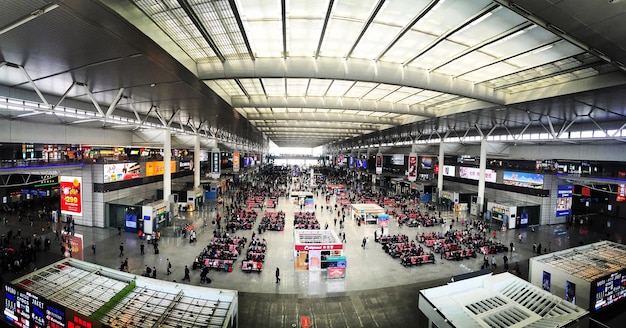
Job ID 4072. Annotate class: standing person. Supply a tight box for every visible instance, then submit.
[510,242,514,253]
[503,255,509,271]
[518,233,522,243]
[119,243,124,257]
[342,232,346,243]
[362,237,366,248]
[151,266,157,279]
[140,242,145,255]
[491,255,496,269]
[537,243,542,255]
[275,267,280,283]
[167,259,172,275]
[91,242,96,254]
[183,265,190,281]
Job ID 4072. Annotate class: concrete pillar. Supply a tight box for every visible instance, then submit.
[437,141,444,195]
[194,135,201,189]
[163,129,171,201]
[477,138,487,216]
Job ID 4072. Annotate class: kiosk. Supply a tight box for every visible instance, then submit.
[350,203,385,225]
[141,199,170,240]
[294,230,344,276]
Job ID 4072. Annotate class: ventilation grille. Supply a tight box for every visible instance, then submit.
[482,306,531,328]
[465,296,508,315]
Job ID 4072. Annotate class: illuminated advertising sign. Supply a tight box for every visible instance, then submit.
[349,156,354,168]
[459,166,496,183]
[408,153,417,182]
[103,162,140,183]
[443,165,456,177]
[60,176,82,216]
[617,184,626,202]
[503,171,544,189]
[212,152,220,174]
[233,152,240,172]
[556,185,573,217]
[145,161,177,177]
[391,154,404,165]
[375,153,382,175]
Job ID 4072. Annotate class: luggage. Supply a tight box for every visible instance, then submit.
[224,264,229,272]
[228,265,233,272]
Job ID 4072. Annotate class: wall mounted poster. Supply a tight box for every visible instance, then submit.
[566,281,576,304]
[542,271,551,292]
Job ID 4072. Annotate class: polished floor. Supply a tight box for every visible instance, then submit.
[1,192,623,327]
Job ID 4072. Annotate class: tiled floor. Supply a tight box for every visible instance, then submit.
[1,192,622,327]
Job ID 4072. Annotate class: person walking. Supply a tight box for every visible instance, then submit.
[362,237,366,248]
[510,242,514,253]
[119,243,124,257]
[491,255,496,269]
[167,259,172,275]
[183,265,190,281]
[275,267,281,283]
[140,242,145,255]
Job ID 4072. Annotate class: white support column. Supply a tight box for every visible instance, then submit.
[163,129,171,201]
[437,141,444,196]
[477,138,487,216]
[194,135,201,189]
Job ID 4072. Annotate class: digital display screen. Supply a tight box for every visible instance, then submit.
[556,185,573,217]
[593,270,626,311]
[4,283,66,328]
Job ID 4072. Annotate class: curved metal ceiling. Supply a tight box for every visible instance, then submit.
[1,0,626,150]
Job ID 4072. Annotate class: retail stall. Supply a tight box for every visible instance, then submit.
[486,201,540,229]
[293,230,344,276]
[350,203,385,225]
[529,241,626,313]
[290,191,314,208]
[3,258,238,328]
[142,199,170,239]
[418,272,589,328]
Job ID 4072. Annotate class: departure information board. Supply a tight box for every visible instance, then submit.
[593,270,626,311]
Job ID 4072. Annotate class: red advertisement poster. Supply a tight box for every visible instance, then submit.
[60,176,82,215]
[233,152,240,172]
[62,232,84,260]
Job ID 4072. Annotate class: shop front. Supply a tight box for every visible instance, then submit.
[294,230,344,276]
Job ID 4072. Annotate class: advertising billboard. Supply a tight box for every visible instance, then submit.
[459,166,496,183]
[443,165,456,177]
[408,153,417,182]
[420,156,433,169]
[103,162,140,183]
[375,153,383,175]
[233,152,240,172]
[145,161,177,177]
[503,171,544,189]
[556,185,573,216]
[542,271,551,292]
[617,184,626,202]
[60,176,82,216]
[391,154,404,165]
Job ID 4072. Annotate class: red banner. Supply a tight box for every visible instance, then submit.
[408,154,417,181]
[60,176,82,215]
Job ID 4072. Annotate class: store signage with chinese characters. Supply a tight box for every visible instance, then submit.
[295,244,344,251]
[212,152,220,174]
